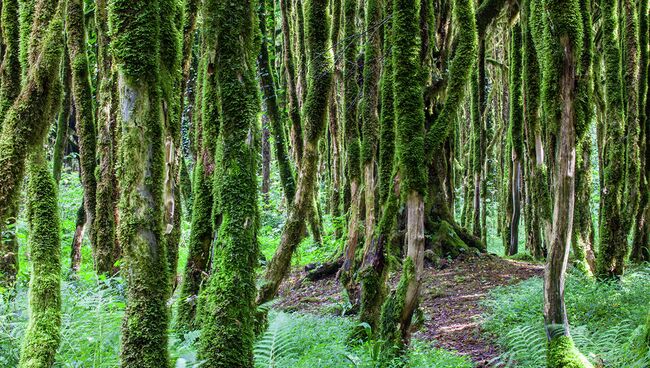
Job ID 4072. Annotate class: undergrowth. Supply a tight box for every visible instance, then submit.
[482,264,650,367]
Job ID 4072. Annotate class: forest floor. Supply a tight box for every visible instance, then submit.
[276,253,544,367]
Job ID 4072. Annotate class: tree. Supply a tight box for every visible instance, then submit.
[66,0,98,272]
[0,0,22,287]
[597,0,628,278]
[110,0,170,364]
[534,0,593,364]
[196,0,260,366]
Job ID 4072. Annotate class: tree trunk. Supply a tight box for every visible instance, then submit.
[69,202,85,274]
[93,0,119,275]
[111,0,171,363]
[0,0,22,288]
[67,0,98,267]
[19,148,62,368]
[597,0,628,278]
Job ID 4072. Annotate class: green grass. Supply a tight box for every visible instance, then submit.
[482,264,650,367]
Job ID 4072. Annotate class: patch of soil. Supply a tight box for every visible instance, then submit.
[276,253,543,366]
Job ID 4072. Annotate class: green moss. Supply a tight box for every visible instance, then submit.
[0,0,21,119]
[597,0,628,278]
[393,0,427,196]
[93,0,118,276]
[19,149,61,368]
[18,0,34,78]
[547,335,594,368]
[256,0,332,308]
[378,0,395,206]
[431,220,470,257]
[424,0,477,168]
[343,0,360,183]
[379,256,415,349]
[360,0,381,165]
[0,2,64,223]
[196,0,260,366]
[111,0,170,364]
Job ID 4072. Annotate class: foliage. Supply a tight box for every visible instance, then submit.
[482,264,650,367]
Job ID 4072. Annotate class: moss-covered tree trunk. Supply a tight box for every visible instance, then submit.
[328,0,342,237]
[631,0,649,263]
[92,0,119,275]
[0,0,64,226]
[0,0,22,288]
[110,0,170,364]
[622,0,640,236]
[160,0,182,289]
[597,0,628,278]
[66,0,98,268]
[360,0,381,266]
[176,40,216,334]
[197,1,260,366]
[572,0,596,275]
[506,22,523,256]
[19,148,62,368]
[257,0,332,306]
[536,0,593,364]
[338,0,362,302]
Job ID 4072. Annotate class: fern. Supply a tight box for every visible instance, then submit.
[254,312,298,368]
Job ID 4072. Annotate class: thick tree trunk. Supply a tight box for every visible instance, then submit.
[19,148,62,368]
[112,0,170,363]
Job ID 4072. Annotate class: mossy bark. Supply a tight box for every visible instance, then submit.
[93,0,119,275]
[19,148,62,368]
[360,0,382,265]
[339,0,362,301]
[280,0,303,166]
[535,0,591,364]
[196,1,260,366]
[257,0,332,306]
[0,0,22,287]
[547,334,594,368]
[631,0,649,263]
[506,23,523,256]
[160,0,182,289]
[572,0,596,275]
[176,41,216,334]
[176,5,219,334]
[597,0,628,278]
[0,0,64,224]
[110,0,170,364]
[66,0,98,267]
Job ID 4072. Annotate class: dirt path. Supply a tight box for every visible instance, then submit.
[276,253,543,367]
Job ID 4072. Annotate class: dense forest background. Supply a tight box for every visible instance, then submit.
[0,0,648,366]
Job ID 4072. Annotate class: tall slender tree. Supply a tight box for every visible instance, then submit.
[598,0,628,278]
